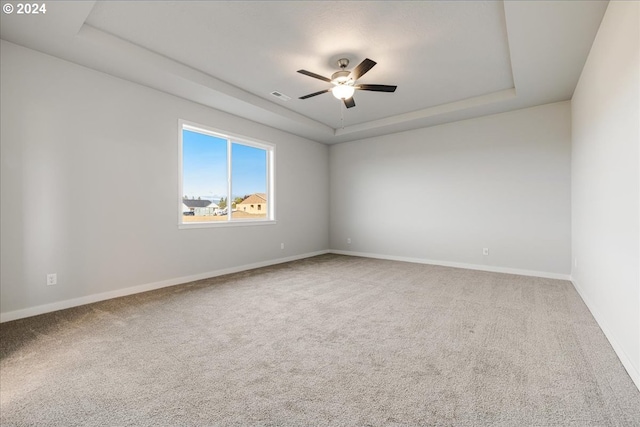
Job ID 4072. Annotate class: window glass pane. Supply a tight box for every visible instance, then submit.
[231,142,268,220]
[182,129,228,222]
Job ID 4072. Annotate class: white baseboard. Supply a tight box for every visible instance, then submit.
[571,278,640,392]
[0,250,330,323]
[329,249,572,281]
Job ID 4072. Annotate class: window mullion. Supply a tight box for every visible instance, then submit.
[268,149,274,220]
[227,139,232,222]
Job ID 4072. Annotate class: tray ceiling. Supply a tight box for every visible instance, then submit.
[0,1,608,144]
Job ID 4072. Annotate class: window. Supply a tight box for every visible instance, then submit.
[179,120,274,227]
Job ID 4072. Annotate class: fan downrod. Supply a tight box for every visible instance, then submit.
[332,59,351,83]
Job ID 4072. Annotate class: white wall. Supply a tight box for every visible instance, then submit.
[330,102,571,277]
[0,41,329,319]
[571,1,640,388]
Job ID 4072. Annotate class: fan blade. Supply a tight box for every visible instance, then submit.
[343,97,356,109]
[299,89,331,100]
[350,58,377,80]
[356,84,397,92]
[297,70,332,82]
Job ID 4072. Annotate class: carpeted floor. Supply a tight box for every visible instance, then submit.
[1,254,639,426]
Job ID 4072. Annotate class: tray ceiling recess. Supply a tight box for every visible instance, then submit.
[0,1,608,144]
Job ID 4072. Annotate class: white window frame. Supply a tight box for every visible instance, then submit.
[178,119,276,229]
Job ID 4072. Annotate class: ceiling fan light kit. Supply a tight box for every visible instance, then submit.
[297,57,397,108]
[332,84,355,100]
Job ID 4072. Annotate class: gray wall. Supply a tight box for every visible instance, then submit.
[571,1,640,388]
[0,40,329,317]
[330,102,571,276]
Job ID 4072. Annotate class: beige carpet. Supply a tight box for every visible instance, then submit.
[1,254,639,426]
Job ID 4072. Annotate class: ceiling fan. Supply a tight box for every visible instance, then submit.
[297,58,397,109]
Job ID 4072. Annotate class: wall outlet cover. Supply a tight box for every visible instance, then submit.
[47,273,57,286]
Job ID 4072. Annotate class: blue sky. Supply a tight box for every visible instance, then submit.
[182,129,266,201]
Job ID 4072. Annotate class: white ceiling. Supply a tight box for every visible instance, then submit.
[0,1,608,144]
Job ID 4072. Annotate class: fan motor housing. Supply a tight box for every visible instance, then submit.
[331,70,351,84]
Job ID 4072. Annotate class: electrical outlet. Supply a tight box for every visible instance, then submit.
[47,273,57,286]
[280,243,285,250]
[347,238,351,244]
[482,248,489,256]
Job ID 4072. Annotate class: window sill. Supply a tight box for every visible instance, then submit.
[178,220,277,230]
